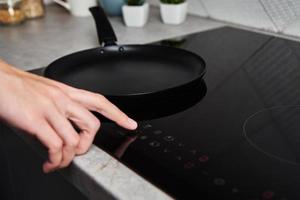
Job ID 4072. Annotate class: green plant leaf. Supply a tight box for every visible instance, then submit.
[126,0,145,6]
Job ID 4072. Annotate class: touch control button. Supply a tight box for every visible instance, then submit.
[140,135,148,140]
[189,150,197,155]
[143,124,152,129]
[184,162,195,169]
[149,141,160,147]
[175,156,182,161]
[163,148,172,153]
[164,136,175,142]
[199,155,209,163]
[214,178,226,186]
[178,143,185,147]
[153,130,163,135]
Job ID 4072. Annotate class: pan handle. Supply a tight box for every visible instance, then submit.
[89,6,118,47]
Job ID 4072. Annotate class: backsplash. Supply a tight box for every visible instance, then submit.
[201,0,276,32]
[260,0,300,32]
[148,0,300,38]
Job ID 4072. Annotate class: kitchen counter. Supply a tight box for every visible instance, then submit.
[0,4,224,200]
[0,4,224,71]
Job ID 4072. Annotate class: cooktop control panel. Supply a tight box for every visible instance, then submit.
[95,121,283,200]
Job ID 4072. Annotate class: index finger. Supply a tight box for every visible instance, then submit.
[68,90,137,130]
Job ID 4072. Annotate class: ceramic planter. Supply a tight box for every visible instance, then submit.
[100,0,125,16]
[122,3,149,27]
[160,1,188,25]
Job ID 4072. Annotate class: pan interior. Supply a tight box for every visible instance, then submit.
[47,46,204,96]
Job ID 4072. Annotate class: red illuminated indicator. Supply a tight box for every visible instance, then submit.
[199,155,209,162]
[262,190,274,199]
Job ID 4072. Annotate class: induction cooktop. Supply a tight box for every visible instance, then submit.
[87,27,300,199]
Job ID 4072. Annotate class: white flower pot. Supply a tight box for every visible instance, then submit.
[160,1,188,25]
[122,3,149,27]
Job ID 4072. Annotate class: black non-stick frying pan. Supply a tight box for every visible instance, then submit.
[45,6,206,117]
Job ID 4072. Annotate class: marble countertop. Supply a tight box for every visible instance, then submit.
[0,4,224,200]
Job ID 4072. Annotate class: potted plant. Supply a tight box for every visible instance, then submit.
[122,0,149,27]
[160,0,188,25]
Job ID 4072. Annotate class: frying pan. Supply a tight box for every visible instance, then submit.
[44,6,206,119]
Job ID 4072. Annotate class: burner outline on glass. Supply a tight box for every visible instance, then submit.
[243,105,300,166]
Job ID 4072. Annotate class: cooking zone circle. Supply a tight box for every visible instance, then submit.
[243,105,300,166]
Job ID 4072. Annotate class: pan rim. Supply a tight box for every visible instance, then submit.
[45,45,206,97]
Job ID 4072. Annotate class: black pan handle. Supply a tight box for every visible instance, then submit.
[89,6,117,46]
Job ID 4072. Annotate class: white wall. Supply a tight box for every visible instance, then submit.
[260,0,300,32]
[149,0,300,38]
[201,0,276,32]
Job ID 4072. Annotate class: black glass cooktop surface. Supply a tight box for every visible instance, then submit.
[92,27,300,200]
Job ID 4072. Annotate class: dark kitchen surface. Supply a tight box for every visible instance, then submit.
[0,123,88,200]
[33,27,300,199]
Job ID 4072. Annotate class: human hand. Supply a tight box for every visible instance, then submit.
[0,60,137,173]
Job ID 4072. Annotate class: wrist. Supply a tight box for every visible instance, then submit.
[0,59,23,75]
[0,61,23,86]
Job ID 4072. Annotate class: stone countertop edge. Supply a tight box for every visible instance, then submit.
[15,129,173,200]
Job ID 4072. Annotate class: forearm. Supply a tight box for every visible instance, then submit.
[0,59,12,72]
[0,60,21,91]
[0,59,21,79]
